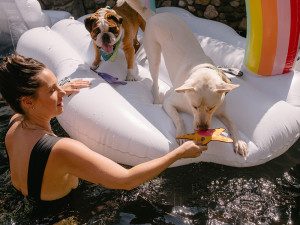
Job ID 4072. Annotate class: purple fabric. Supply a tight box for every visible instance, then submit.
[91,69,127,85]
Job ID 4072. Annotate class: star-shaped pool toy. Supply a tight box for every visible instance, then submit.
[176,128,233,145]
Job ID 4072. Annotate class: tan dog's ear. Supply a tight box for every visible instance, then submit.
[175,83,195,93]
[215,82,239,93]
[84,15,96,33]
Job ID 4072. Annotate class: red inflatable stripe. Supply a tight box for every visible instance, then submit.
[284,0,300,74]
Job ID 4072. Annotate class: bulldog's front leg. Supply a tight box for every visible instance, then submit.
[123,42,136,81]
[126,69,136,81]
[91,41,101,70]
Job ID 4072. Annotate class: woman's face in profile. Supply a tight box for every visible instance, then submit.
[33,68,66,118]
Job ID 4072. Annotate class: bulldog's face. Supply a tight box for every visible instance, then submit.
[84,8,123,54]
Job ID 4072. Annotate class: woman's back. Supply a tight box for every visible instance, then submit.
[5,114,79,201]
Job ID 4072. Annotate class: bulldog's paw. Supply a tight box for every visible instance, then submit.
[126,74,136,81]
[234,140,248,157]
[91,64,99,70]
[126,69,136,81]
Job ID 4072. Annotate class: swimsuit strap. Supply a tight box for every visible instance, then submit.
[6,117,19,131]
[27,134,62,200]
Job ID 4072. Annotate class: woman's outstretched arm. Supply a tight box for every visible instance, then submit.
[52,138,207,190]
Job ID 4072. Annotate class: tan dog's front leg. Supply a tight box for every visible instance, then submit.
[217,112,248,157]
[163,95,186,138]
[123,41,136,81]
[91,41,101,70]
[144,37,162,104]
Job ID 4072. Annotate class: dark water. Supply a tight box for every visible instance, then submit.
[1,48,300,225]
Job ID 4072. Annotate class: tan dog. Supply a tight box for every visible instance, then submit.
[84,3,145,81]
[118,0,248,157]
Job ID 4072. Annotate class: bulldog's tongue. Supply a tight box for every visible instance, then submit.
[102,44,113,54]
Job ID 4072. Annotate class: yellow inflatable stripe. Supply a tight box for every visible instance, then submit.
[247,0,263,73]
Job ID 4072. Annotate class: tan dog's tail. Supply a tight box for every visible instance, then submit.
[116,0,155,21]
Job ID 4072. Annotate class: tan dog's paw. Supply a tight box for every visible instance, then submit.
[176,138,186,145]
[126,69,136,81]
[152,88,162,104]
[176,127,186,138]
[153,96,161,104]
[234,140,248,157]
[176,127,187,145]
[91,64,99,70]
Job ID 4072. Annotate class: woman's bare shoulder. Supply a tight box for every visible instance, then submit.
[9,113,23,123]
[52,137,91,155]
[50,136,104,172]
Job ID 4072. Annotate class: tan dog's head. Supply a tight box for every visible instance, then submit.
[175,68,239,131]
[84,8,123,54]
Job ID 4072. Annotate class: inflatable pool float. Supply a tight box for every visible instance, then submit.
[16,7,300,167]
[0,0,71,47]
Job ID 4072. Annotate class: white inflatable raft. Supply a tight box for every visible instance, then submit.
[16,7,300,167]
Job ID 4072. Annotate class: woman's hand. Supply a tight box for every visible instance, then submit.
[61,79,91,95]
[175,141,208,159]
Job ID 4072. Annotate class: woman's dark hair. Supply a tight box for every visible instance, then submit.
[0,54,46,114]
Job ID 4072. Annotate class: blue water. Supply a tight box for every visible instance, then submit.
[0,45,299,225]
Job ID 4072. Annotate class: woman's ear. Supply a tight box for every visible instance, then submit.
[21,96,34,110]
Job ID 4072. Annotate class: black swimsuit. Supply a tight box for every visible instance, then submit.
[5,118,62,201]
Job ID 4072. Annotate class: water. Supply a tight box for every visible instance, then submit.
[0,48,300,225]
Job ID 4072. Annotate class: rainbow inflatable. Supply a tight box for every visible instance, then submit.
[244,0,300,76]
[141,0,156,12]
[16,7,300,167]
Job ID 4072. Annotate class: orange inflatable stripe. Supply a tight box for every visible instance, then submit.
[258,0,278,76]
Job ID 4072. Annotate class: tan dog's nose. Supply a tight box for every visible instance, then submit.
[196,124,209,131]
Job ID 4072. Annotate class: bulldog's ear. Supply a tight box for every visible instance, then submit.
[175,83,195,93]
[84,16,96,33]
[118,16,123,24]
[108,14,123,24]
[215,82,239,93]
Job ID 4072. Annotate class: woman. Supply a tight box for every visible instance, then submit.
[0,54,207,201]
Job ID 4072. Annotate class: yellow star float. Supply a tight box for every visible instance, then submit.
[176,128,233,145]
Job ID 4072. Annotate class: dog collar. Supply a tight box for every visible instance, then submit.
[205,65,231,84]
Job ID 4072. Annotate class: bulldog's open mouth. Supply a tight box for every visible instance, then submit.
[98,43,116,54]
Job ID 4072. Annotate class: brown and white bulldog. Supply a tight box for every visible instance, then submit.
[84,3,145,81]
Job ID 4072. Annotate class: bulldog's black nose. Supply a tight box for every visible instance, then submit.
[102,33,110,44]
